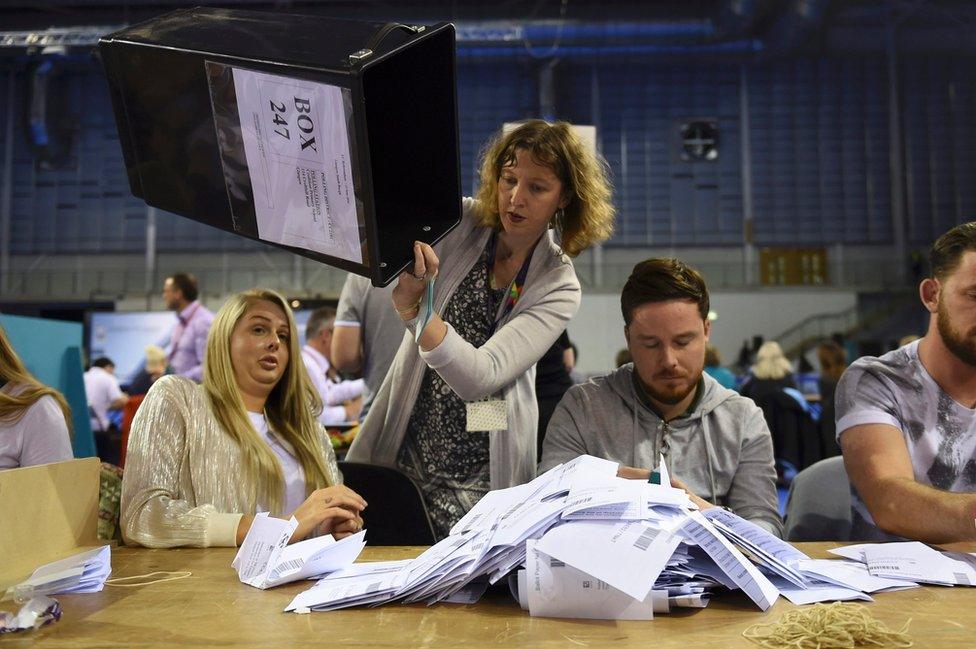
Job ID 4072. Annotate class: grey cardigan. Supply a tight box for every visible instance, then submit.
[346,198,581,490]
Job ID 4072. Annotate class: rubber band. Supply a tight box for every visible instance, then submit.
[742,602,912,649]
[105,571,192,588]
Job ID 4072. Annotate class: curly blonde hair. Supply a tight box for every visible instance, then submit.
[474,120,615,257]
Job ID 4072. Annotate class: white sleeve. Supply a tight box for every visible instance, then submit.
[322,378,365,406]
[317,403,350,426]
[302,351,352,422]
[18,396,73,467]
[108,376,124,401]
[834,364,902,438]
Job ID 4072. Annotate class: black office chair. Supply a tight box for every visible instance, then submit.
[756,390,823,479]
[783,456,852,541]
[337,461,436,546]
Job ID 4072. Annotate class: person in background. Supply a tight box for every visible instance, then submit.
[121,289,366,548]
[704,344,737,391]
[734,339,752,374]
[534,330,574,462]
[838,222,976,543]
[0,324,73,469]
[817,341,847,391]
[739,341,797,404]
[84,357,128,433]
[302,307,365,425]
[831,331,859,371]
[347,119,615,538]
[126,345,169,396]
[816,340,848,456]
[567,341,585,384]
[162,272,214,382]
[615,348,633,368]
[331,274,405,420]
[541,258,781,535]
[84,357,129,464]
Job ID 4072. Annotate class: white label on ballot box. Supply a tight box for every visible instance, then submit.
[466,399,508,431]
[230,66,362,264]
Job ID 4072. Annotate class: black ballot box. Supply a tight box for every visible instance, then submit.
[99,7,460,286]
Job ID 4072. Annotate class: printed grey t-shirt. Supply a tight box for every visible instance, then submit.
[334,273,405,416]
[835,340,976,540]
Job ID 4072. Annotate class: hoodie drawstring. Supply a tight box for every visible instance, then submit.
[630,377,641,465]
[701,415,718,505]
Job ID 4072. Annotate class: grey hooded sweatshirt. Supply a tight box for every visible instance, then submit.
[540,364,783,536]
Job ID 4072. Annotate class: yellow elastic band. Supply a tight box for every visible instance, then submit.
[105,571,192,588]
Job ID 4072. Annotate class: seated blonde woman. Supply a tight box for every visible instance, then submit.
[121,289,366,548]
[740,341,797,405]
[0,324,73,469]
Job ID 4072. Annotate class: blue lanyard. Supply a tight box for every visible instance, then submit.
[414,279,436,343]
[485,231,536,336]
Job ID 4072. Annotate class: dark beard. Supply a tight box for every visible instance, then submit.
[938,299,976,367]
[638,370,702,406]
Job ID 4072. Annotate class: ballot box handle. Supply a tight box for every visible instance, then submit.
[348,23,427,64]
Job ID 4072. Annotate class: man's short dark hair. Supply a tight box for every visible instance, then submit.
[930,222,976,281]
[91,357,114,369]
[620,258,710,326]
[305,306,337,340]
[168,272,199,303]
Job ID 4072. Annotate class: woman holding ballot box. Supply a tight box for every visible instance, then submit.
[121,289,366,548]
[347,120,615,538]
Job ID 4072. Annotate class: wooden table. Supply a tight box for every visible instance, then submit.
[8,543,976,648]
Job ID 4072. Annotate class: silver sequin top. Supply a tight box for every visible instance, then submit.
[120,375,342,548]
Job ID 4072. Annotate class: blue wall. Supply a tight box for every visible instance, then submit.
[564,62,744,246]
[1,54,973,253]
[747,58,892,245]
[0,314,95,458]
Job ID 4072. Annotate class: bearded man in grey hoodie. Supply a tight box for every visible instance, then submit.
[541,258,783,536]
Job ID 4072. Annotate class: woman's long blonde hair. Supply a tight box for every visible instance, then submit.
[203,289,333,515]
[474,120,615,257]
[0,324,73,430]
[751,341,794,380]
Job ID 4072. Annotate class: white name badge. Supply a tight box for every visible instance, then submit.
[465,399,508,432]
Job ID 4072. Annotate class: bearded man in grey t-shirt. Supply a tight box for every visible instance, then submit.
[838,221,976,543]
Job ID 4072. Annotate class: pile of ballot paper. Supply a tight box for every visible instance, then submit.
[232,513,367,590]
[3,546,111,601]
[233,455,975,619]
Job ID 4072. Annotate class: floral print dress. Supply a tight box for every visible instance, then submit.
[396,245,506,539]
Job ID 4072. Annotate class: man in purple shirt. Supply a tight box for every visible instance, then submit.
[162,272,214,382]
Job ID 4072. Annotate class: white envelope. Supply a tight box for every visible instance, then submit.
[523,540,668,620]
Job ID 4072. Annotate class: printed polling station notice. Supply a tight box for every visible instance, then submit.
[231,67,362,264]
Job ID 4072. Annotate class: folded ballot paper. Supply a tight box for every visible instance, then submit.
[233,513,366,589]
[830,541,976,586]
[3,546,111,600]
[281,455,954,619]
[517,539,670,620]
